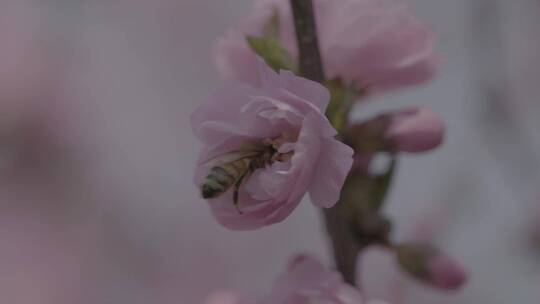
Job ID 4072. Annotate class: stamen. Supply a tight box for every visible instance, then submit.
[261,138,274,146]
[274,151,294,162]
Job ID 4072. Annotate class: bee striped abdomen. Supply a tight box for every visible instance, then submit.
[201,158,250,199]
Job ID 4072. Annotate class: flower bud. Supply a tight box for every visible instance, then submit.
[385,107,444,153]
[395,243,467,290]
[344,107,444,155]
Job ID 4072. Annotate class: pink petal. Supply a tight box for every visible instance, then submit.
[191,83,259,143]
[276,70,330,113]
[359,246,405,304]
[214,32,260,85]
[308,136,354,208]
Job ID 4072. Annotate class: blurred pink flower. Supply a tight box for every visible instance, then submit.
[0,1,56,135]
[215,0,437,93]
[266,254,367,304]
[359,203,467,303]
[192,59,353,230]
[205,255,386,304]
[384,107,444,153]
[360,246,467,304]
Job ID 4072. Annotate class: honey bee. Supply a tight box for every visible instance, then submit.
[200,139,278,213]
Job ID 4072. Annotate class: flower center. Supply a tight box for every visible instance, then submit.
[262,132,296,164]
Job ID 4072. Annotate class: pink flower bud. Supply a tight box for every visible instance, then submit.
[269,254,381,304]
[426,254,468,290]
[396,243,467,291]
[385,107,444,153]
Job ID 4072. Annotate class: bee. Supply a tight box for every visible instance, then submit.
[200,139,279,213]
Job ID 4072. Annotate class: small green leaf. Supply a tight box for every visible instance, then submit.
[246,36,296,72]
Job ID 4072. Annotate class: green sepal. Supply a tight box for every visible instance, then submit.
[246,36,297,72]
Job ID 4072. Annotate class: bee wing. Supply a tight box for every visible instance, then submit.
[198,139,265,167]
[198,150,260,168]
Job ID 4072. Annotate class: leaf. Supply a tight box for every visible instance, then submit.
[246,36,296,72]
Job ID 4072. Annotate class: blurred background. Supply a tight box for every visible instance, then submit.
[0,0,539,303]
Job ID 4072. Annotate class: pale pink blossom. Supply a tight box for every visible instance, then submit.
[192,59,353,230]
[266,255,367,304]
[360,246,467,304]
[365,243,467,292]
[205,255,387,304]
[215,0,437,93]
[0,1,56,135]
[384,107,444,153]
[359,205,467,302]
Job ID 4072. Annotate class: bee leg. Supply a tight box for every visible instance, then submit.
[233,172,248,215]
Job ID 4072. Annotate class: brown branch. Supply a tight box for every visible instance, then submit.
[290,0,325,83]
[290,0,362,285]
[323,206,361,285]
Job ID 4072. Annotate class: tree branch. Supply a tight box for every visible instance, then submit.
[290,0,362,285]
[290,0,325,83]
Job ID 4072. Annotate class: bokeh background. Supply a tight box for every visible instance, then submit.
[1,0,539,303]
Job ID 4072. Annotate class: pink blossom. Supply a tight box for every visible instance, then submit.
[0,1,56,135]
[206,255,387,304]
[360,246,467,304]
[192,59,353,230]
[384,107,444,153]
[266,255,367,304]
[215,0,437,93]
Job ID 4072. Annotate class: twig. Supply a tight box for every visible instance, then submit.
[290,0,325,83]
[290,0,362,285]
[323,205,362,284]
